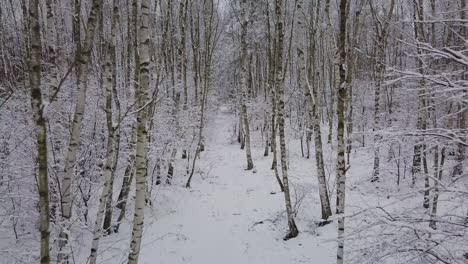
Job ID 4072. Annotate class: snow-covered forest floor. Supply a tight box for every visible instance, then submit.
[87,101,427,264]
[93,106,339,264]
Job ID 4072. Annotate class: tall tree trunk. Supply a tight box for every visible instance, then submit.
[187,0,217,187]
[58,0,101,262]
[103,0,121,237]
[297,0,332,223]
[239,0,254,170]
[345,0,365,164]
[412,0,431,209]
[179,0,189,110]
[127,0,150,262]
[29,0,50,262]
[265,3,284,192]
[190,1,200,103]
[336,0,348,263]
[275,0,299,240]
[88,2,120,262]
[89,30,116,264]
[370,0,396,182]
[453,0,466,178]
[115,0,139,234]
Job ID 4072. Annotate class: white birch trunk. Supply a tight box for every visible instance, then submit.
[265,5,284,192]
[128,0,150,261]
[240,0,254,170]
[275,0,298,240]
[370,0,396,182]
[115,0,139,233]
[29,0,50,262]
[88,1,119,262]
[336,0,348,263]
[296,0,332,222]
[88,49,115,264]
[58,0,102,262]
[103,2,122,234]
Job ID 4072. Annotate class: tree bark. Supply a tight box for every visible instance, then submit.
[186,0,217,188]
[336,0,348,263]
[115,0,139,234]
[370,0,396,182]
[297,0,332,222]
[275,0,299,240]
[239,0,254,170]
[412,0,431,209]
[45,0,58,101]
[128,0,150,262]
[179,0,189,110]
[88,2,120,262]
[29,0,50,262]
[114,129,136,233]
[88,34,116,264]
[103,0,121,237]
[58,0,101,262]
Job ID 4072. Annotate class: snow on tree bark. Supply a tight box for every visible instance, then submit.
[239,0,254,170]
[88,1,120,262]
[370,0,396,183]
[275,0,299,240]
[336,0,348,262]
[296,0,332,222]
[28,0,50,262]
[58,0,102,262]
[127,0,150,262]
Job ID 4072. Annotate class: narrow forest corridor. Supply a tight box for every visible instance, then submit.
[100,107,335,264]
[2,0,465,262]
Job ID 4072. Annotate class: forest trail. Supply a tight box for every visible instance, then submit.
[102,107,335,264]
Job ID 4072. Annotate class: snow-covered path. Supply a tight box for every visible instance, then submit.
[102,108,335,264]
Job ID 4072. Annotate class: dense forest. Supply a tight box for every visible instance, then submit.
[0,0,466,263]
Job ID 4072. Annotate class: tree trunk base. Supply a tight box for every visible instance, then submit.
[283,226,299,241]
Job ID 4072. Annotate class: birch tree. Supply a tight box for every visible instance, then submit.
[336,0,348,262]
[58,0,102,262]
[179,0,189,110]
[297,0,333,222]
[275,0,299,240]
[239,0,254,170]
[370,0,396,182]
[128,0,150,261]
[29,0,50,262]
[115,0,139,234]
[266,2,284,192]
[412,0,431,209]
[186,0,220,188]
[88,1,120,262]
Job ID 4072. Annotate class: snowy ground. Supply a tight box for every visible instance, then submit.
[98,107,338,264]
